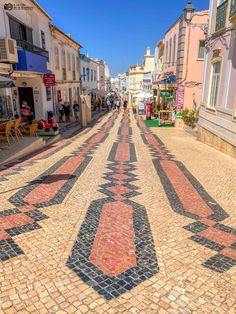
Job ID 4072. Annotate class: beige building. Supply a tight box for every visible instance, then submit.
[128,47,154,105]
[50,25,82,118]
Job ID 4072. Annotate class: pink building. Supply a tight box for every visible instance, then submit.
[198,0,236,158]
[160,5,208,110]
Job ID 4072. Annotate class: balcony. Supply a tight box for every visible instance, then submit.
[13,40,49,73]
[215,0,228,32]
[16,40,49,60]
[230,0,236,24]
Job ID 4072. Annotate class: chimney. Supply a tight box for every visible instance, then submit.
[146,47,151,56]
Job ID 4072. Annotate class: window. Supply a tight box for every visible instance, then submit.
[198,41,205,59]
[67,52,71,71]
[55,47,60,69]
[46,87,52,101]
[215,0,228,31]
[165,41,168,65]
[94,70,97,81]
[41,31,46,50]
[208,61,221,107]
[9,16,33,43]
[61,50,66,69]
[173,35,176,65]
[76,57,79,73]
[86,68,90,81]
[91,70,93,81]
[169,39,172,64]
[83,67,86,81]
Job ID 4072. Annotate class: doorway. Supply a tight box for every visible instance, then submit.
[18,87,35,113]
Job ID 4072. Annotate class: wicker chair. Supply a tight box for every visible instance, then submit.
[12,118,23,140]
[0,120,16,144]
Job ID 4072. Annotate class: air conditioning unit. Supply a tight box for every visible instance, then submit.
[0,37,18,64]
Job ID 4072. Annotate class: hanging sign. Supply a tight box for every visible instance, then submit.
[176,85,185,112]
[43,74,55,86]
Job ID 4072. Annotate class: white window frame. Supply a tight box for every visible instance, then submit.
[207,60,221,108]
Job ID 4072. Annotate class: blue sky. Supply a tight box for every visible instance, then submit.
[37,0,209,76]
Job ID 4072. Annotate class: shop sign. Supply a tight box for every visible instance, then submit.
[176,85,185,112]
[160,90,171,98]
[43,74,55,86]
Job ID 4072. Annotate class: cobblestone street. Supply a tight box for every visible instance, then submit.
[0,110,236,313]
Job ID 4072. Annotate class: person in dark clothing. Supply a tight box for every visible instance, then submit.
[73,101,80,121]
[123,99,128,111]
[63,102,71,123]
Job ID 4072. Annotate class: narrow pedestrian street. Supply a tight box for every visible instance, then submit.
[0,110,236,314]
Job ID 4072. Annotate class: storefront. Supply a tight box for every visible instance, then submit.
[0,75,15,119]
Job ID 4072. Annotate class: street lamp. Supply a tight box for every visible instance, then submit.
[184,2,196,24]
[183,2,208,34]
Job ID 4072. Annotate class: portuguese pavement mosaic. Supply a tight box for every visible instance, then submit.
[0,110,235,313]
[136,116,236,273]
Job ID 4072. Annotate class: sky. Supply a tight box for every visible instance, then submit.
[37,0,209,76]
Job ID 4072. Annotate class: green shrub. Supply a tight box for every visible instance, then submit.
[181,108,198,128]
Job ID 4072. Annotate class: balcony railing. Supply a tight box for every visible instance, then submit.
[215,0,228,31]
[16,40,49,60]
[230,0,236,17]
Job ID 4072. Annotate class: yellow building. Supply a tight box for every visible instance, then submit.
[128,47,154,105]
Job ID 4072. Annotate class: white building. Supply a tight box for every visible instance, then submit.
[50,25,81,118]
[80,54,98,93]
[0,0,54,120]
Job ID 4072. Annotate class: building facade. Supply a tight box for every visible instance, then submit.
[80,54,98,93]
[127,47,154,105]
[50,25,81,118]
[198,0,236,157]
[157,7,208,111]
[0,0,54,120]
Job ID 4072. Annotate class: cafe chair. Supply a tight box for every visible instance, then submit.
[0,120,16,145]
[13,118,23,140]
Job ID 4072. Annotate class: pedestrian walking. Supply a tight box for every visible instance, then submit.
[106,98,111,112]
[58,99,64,122]
[123,99,128,111]
[64,102,71,123]
[73,100,80,121]
[116,98,121,113]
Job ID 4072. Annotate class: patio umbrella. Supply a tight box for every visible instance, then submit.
[133,92,153,99]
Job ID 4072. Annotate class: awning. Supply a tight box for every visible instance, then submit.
[0,75,15,88]
[154,74,176,84]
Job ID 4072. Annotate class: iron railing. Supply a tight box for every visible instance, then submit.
[230,0,236,17]
[215,0,228,31]
[16,40,49,60]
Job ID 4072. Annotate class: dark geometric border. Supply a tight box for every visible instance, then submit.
[67,197,159,300]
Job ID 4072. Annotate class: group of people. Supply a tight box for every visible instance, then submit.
[106,98,128,113]
[58,99,80,123]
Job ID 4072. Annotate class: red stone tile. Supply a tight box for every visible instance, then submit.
[0,230,10,240]
[19,205,37,212]
[24,156,84,205]
[221,248,236,260]
[199,227,236,246]
[111,174,129,181]
[200,218,216,227]
[90,201,136,277]
[112,195,125,201]
[160,160,213,217]
[107,185,132,195]
[115,143,130,162]
[0,213,33,230]
[113,165,129,170]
